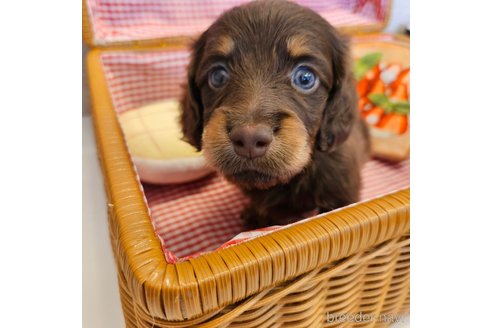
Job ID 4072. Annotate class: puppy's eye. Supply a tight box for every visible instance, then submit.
[208,66,229,89]
[291,66,319,93]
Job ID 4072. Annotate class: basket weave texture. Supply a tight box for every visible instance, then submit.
[85,1,409,326]
[89,47,409,325]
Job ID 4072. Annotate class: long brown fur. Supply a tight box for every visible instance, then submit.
[181,0,370,228]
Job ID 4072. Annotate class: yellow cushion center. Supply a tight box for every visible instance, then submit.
[119,100,202,160]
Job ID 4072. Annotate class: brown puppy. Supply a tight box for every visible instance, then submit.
[181,0,370,228]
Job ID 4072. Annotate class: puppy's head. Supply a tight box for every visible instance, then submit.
[181,0,357,190]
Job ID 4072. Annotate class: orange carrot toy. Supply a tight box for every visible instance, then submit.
[363,106,385,125]
[390,84,408,101]
[368,78,385,95]
[357,78,370,97]
[391,68,410,91]
[358,96,372,112]
[377,114,408,135]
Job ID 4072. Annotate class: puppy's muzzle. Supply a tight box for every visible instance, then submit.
[229,124,273,159]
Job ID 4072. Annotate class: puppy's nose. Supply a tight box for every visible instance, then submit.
[230,125,273,159]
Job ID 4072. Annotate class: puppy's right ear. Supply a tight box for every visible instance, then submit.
[316,32,357,153]
[180,33,207,151]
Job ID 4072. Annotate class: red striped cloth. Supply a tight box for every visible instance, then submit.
[86,0,388,45]
[101,50,190,114]
[99,35,407,264]
[144,159,409,262]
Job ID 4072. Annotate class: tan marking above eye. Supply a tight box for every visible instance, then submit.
[286,35,310,58]
[211,35,235,56]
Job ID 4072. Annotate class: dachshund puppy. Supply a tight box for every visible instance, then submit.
[181,0,370,228]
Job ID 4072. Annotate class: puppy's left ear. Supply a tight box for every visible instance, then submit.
[316,33,358,152]
[180,32,207,151]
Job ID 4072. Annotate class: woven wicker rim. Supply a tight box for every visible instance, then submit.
[88,45,409,320]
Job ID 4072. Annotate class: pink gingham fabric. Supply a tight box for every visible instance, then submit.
[85,0,388,45]
[100,48,409,263]
[101,50,190,114]
[144,160,409,262]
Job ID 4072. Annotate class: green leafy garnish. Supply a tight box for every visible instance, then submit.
[368,93,410,115]
[354,52,383,80]
[368,93,389,108]
[392,101,410,115]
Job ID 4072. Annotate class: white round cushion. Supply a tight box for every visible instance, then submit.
[118,99,214,184]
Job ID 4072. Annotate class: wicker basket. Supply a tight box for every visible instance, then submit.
[85,1,409,327]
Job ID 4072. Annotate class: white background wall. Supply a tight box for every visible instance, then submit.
[385,0,410,33]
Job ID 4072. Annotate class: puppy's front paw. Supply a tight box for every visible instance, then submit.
[241,206,267,230]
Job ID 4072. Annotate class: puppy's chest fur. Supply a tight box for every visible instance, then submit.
[242,119,369,228]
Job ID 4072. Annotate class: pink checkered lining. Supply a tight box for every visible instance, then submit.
[86,0,388,45]
[144,160,409,262]
[101,50,190,114]
[100,46,409,263]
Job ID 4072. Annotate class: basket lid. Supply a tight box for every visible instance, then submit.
[83,0,391,48]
